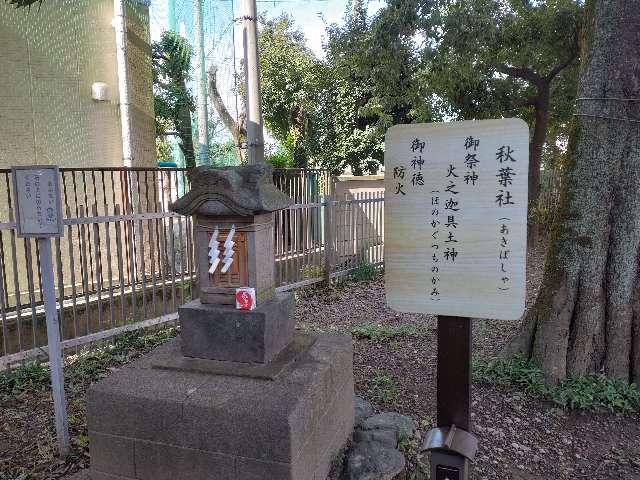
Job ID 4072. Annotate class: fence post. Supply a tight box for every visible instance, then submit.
[323,195,334,285]
[39,237,70,456]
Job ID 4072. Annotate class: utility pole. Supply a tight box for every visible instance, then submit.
[242,0,264,164]
[194,0,210,165]
[114,0,133,167]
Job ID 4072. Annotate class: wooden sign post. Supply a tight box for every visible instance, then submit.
[11,165,69,457]
[384,119,529,479]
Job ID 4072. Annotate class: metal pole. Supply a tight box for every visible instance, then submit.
[39,237,70,457]
[194,0,210,165]
[242,0,265,164]
[114,0,133,167]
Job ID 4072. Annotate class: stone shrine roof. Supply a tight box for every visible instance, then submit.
[170,164,292,217]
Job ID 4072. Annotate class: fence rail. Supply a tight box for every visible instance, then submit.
[0,164,562,366]
[0,166,379,366]
[0,167,195,365]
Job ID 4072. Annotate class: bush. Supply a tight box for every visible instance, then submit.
[368,369,399,405]
[552,375,640,411]
[0,361,50,395]
[474,355,640,412]
[1,326,180,398]
[266,148,294,168]
[474,354,546,396]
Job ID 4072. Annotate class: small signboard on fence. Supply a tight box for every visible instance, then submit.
[384,119,529,320]
[11,165,63,238]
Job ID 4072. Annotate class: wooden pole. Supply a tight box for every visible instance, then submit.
[437,315,472,431]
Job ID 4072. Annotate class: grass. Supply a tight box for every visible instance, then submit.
[474,354,640,412]
[1,325,179,398]
[301,264,325,279]
[351,262,379,282]
[352,323,430,342]
[368,368,399,405]
[0,361,50,395]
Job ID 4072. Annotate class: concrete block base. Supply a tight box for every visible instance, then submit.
[179,293,295,363]
[86,333,354,480]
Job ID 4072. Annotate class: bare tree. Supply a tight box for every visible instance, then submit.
[207,66,247,163]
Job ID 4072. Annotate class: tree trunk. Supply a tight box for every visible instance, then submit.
[177,77,195,168]
[207,67,247,163]
[505,0,640,385]
[528,86,549,212]
[528,85,551,246]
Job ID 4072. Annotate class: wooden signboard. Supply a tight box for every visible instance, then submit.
[385,119,529,320]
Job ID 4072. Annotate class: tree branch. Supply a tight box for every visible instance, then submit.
[207,66,247,160]
[545,30,579,82]
[497,65,543,86]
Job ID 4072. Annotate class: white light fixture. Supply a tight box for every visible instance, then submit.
[91,82,109,102]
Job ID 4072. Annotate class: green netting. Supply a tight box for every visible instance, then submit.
[150,0,242,167]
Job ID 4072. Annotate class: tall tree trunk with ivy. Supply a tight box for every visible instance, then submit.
[176,77,195,168]
[506,0,640,386]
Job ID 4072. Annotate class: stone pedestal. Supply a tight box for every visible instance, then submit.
[179,293,295,363]
[85,333,354,480]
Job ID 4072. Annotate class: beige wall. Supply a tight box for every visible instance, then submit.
[333,175,385,264]
[0,1,156,316]
[334,175,384,200]
[0,0,155,170]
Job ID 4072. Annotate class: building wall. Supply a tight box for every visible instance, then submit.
[0,1,156,316]
[0,0,155,170]
[334,175,384,199]
[334,175,384,264]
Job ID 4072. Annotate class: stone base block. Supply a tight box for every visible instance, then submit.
[86,333,354,480]
[179,292,295,363]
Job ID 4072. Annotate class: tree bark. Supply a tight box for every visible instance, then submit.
[176,77,196,168]
[505,0,640,385]
[207,66,247,162]
[498,61,575,248]
[527,84,551,245]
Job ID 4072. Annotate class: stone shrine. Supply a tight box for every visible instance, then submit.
[83,164,354,480]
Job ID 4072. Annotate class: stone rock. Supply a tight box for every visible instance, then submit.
[355,396,375,426]
[178,294,296,363]
[360,413,416,441]
[353,429,398,449]
[346,441,406,480]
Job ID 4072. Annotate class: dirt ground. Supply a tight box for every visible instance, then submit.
[297,242,640,480]
[2,241,640,479]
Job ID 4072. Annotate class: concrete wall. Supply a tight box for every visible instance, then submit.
[334,175,384,200]
[333,175,384,266]
[0,0,155,170]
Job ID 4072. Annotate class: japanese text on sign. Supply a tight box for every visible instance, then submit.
[12,166,63,237]
[384,119,529,320]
